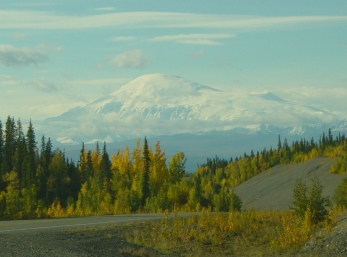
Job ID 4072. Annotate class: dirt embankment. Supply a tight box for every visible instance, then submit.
[234,157,347,211]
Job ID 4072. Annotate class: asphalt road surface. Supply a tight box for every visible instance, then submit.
[0,213,192,235]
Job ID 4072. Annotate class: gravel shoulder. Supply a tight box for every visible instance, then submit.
[0,223,165,257]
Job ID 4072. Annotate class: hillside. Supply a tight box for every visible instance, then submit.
[234,157,347,210]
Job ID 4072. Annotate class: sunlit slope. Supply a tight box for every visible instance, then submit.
[233,157,347,210]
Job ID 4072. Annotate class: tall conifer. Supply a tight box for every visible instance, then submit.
[23,120,36,188]
[3,116,16,174]
[141,137,150,205]
[0,120,4,189]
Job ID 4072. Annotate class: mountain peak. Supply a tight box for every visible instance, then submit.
[250,91,287,103]
[45,74,339,145]
[113,73,220,99]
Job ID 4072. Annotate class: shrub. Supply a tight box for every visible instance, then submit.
[332,178,347,209]
[291,177,330,223]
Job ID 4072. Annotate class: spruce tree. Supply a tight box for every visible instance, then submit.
[23,120,37,188]
[45,137,53,163]
[78,142,88,183]
[2,116,16,174]
[100,142,111,190]
[141,137,150,206]
[277,135,282,150]
[0,120,4,189]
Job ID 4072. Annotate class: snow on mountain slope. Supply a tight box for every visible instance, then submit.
[44,74,340,144]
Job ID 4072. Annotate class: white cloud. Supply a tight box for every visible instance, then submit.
[27,78,57,93]
[109,50,148,69]
[0,75,13,82]
[0,44,48,67]
[189,51,205,58]
[95,63,104,70]
[109,36,137,42]
[92,7,116,12]
[151,34,236,45]
[28,104,79,120]
[67,77,131,95]
[12,33,27,39]
[68,77,131,86]
[274,86,347,118]
[0,10,346,30]
[37,43,63,53]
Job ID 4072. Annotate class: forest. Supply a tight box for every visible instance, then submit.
[0,116,347,220]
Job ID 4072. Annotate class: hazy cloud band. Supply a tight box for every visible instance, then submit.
[1,10,346,30]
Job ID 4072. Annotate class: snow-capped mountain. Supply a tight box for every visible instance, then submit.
[37,73,347,170]
[43,73,340,145]
[50,74,336,123]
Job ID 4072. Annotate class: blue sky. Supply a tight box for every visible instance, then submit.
[1,0,347,122]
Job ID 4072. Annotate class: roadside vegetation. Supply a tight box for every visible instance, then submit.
[125,209,315,256]
[124,177,347,256]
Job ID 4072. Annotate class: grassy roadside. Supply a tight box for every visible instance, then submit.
[122,209,340,257]
[61,206,344,256]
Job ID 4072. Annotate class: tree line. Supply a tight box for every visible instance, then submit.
[0,116,346,220]
[195,129,347,194]
[0,116,241,219]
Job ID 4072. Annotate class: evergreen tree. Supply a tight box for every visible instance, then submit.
[47,150,69,206]
[100,142,111,179]
[2,116,16,174]
[141,137,150,206]
[99,142,111,191]
[78,143,88,183]
[23,120,37,188]
[277,135,282,150]
[45,137,53,169]
[0,120,4,189]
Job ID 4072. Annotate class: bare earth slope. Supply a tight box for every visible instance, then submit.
[233,157,347,210]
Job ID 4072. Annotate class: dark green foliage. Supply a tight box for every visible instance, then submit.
[0,120,3,189]
[332,178,347,209]
[13,120,26,187]
[100,142,111,182]
[229,189,242,211]
[168,152,186,184]
[2,116,16,174]
[291,177,330,223]
[23,120,37,188]
[212,188,242,212]
[47,149,69,206]
[291,179,308,219]
[141,137,150,206]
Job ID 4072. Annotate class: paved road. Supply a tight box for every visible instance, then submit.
[0,213,193,234]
